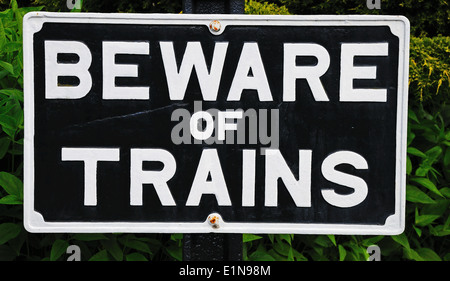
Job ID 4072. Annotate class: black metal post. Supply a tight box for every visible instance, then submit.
[182,0,244,261]
[183,0,245,14]
[183,231,243,261]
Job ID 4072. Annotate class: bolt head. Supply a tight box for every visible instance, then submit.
[209,20,221,33]
[207,213,220,229]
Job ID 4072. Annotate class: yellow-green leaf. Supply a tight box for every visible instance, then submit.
[50,239,69,261]
[406,184,436,204]
[0,223,21,245]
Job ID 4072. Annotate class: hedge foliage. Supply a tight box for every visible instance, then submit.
[245,0,290,15]
[275,0,450,37]
[27,0,292,14]
[0,0,448,261]
[1,0,183,13]
[409,36,450,109]
[13,0,450,37]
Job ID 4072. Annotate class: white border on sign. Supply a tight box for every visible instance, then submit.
[23,12,410,234]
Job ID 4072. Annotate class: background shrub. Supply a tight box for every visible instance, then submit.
[245,0,290,15]
[409,36,450,110]
[6,0,183,13]
[275,0,450,37]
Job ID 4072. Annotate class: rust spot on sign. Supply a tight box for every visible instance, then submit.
[207,214,220,229]
[209,20,221,33]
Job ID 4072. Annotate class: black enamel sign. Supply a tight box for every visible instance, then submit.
[24,13,410,234]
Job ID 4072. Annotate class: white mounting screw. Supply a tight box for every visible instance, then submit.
[209,20,221,33]
[207,213,221,229]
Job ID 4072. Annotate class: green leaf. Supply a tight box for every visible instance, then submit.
[361,236,384,247]
[0,223,21,245]
[406,155,412,175]
[273,239,291,257]
[170,233,183,241]
[2,42,22,53]
[429,224,450,237]
[125,252,148,261]
[425,146,442,160]
[391,233,410,249]
[338,245,346,261]
[292,249,308,261]
[267,234,274,244]
[0,137,11,159]
[248,249,276,261]
[415,214,440,227]
[0,89,23,102]
[278,234,292,245]
[444,148,450,167]
[0,171,22,199]
[416,248,442,261]
[314,235,334,248]
[415,146,443,176]
[408,109,419,123]
[89,249,109,261]
[0,194,22,204]
[122,239,152,255]
[407,128,415,146]
[50,239,69,261]
[409,177,444,198]
[0,114,18,137]
[327,235,336,246]
[406,184,436,204]
[345,239,368,261]
[72,233,108,241]
[243,234,263,243]
[413,225,422,237]
[0,60,14,74]
[0,69,8,80]
[407,147,427,158]
[0,18,6,50]
[100,238,123,261]
[405,248,423,261]
[165,243,182,261]
[422,198,448,217]
[440,187,450,198]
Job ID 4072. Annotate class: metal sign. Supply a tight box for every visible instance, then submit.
[23,12,410,234]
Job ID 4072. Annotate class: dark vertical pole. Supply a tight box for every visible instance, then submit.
[183,0,245,14]
[182,0,244,261]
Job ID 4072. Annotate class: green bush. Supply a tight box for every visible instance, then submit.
[245,0,290,15]
[409,36,450,110]
[30,0,292,15]
[13,0,450,36]
[274,0,450,37]
[0,0,37,260]
[30,0,183,13]
[0,0,448,261]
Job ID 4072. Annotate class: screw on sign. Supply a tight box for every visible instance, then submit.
[208,213,221,229]
[209,20,221,33]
